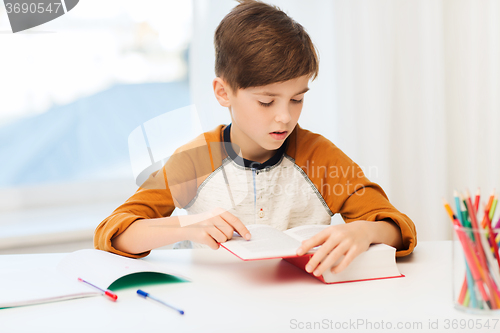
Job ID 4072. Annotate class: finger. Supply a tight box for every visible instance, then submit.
[330,247,362,274]
[297,228,332,256]
[205,208,242,240]
[202,232,220,250]
[304,237,339,273]
[313,242,351,276]
[208,224,229,243]
[211,216,236,240]
[219,210,251,240]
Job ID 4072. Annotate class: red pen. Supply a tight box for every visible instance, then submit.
[474,188,481,215]
[78,277,118,302]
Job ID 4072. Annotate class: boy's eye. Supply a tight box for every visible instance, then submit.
[258,99,303,107]
[259,101,273,107]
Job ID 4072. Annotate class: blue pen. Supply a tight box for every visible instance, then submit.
[137,290,184,315]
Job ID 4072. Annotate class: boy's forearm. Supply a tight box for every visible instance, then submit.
[366,220,404,250]
[111,216,186,255]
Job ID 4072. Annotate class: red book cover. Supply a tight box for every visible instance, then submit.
[283,254,404,284]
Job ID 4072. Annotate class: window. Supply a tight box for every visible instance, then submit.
[0,0,193,251]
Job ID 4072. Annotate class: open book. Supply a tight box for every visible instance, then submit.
[0,249,189,308]
[220,224,404,284]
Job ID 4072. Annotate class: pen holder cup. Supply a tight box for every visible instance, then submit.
[452,225,500,314]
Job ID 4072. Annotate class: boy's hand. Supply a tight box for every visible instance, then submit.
[182,207,251,250]
[295,221,373,276]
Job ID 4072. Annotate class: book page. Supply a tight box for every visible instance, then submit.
[222,224,302,260]
[283,224,330,242]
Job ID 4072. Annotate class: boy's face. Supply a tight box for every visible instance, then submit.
[213,75,310,162]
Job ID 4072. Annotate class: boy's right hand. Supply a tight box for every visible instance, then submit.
[180,207,251,250]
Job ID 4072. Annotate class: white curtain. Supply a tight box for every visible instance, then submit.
[190,0,500,242]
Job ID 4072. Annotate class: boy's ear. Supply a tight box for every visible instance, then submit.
[213,77,231,107]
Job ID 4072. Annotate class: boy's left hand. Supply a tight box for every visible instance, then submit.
[295,221,373,276]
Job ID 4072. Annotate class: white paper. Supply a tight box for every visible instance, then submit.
[0,249,190,308]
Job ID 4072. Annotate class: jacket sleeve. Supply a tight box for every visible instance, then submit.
[328,148,416,257]
[93,166,176,258]
[337,182,417,257]
[293,128,417,257]
[93,142,207,258]
[94,127,224,258]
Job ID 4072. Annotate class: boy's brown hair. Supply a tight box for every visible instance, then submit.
[214,0,319,93]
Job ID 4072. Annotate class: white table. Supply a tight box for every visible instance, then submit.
[0,241,498,333]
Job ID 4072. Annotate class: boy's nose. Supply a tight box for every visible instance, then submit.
[275,106,292,124]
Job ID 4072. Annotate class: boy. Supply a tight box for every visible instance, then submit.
[94,0,416,277]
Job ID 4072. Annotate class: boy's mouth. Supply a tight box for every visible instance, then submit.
[270,131,288,140]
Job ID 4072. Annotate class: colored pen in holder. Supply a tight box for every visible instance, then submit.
[445,189,500,314]
[452,225,500,314]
